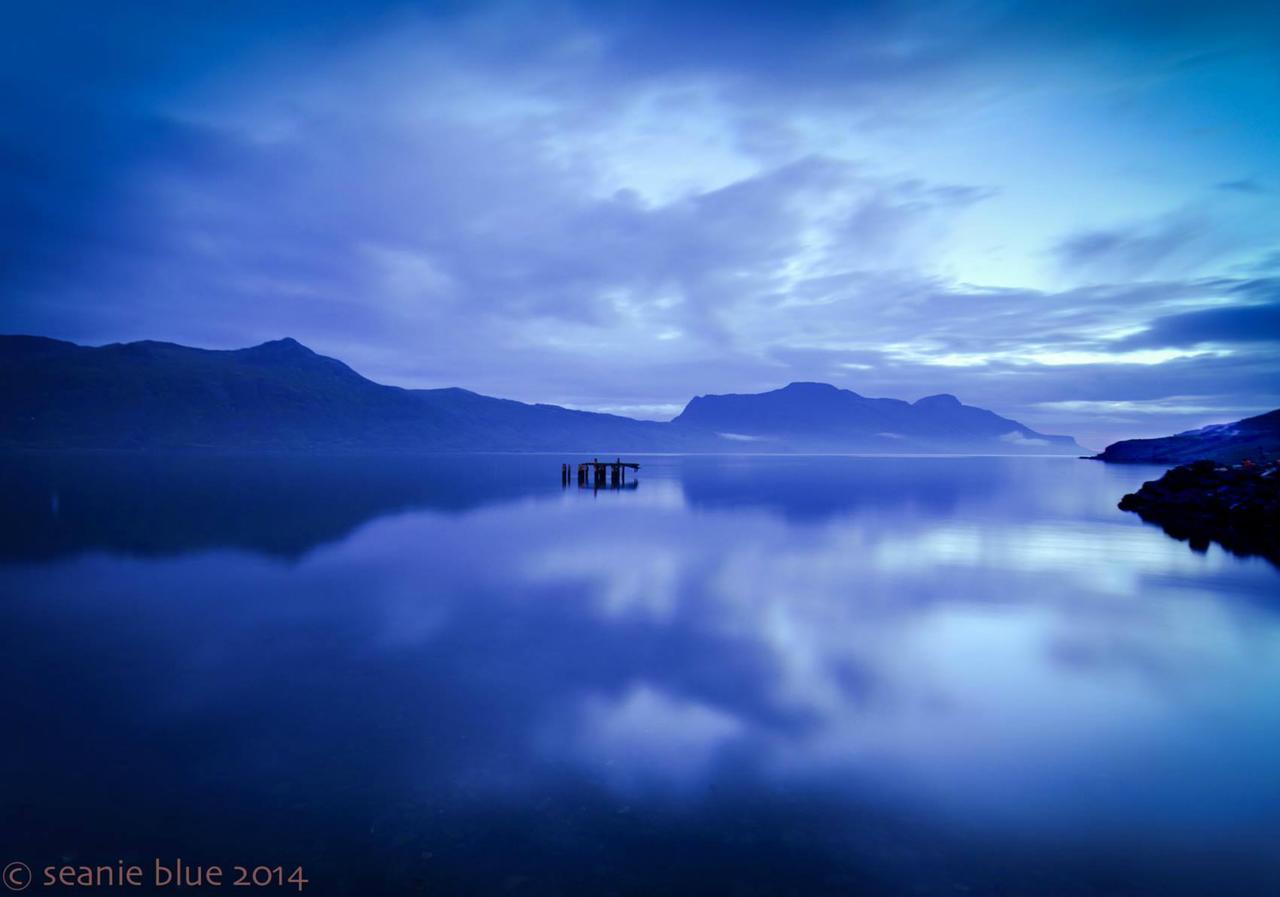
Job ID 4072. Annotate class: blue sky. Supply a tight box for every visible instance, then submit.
[2,0,1278,446]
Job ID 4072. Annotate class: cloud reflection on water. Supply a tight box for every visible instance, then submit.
[2,454,1279,893]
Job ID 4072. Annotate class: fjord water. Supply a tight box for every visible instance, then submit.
[1,454,1278,895]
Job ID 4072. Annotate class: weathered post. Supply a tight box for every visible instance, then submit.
[568,459,639,490]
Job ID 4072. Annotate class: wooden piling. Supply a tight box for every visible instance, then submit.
[566,459,640,489]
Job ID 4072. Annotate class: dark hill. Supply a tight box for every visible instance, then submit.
[671,381,1081,453]
[0,335,700,452]
[1093,409,1280,464]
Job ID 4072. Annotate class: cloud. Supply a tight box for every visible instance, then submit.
[566,684,744,789]
[11,89,999,390]
[1120,299,1280,349]
[999,431,1049,446]
[1215,177,1266,194]
[1052,211,1215,280]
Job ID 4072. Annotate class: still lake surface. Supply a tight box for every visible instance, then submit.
[1,453,1278,896]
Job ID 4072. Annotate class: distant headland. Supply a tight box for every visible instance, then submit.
[1092,409,1280,465]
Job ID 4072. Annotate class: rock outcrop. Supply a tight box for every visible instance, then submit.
[1119,460,1280,564]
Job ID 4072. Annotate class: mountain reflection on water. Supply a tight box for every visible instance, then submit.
[1,453,1278,896]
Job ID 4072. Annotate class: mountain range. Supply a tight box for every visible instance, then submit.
[1,335,1084,454]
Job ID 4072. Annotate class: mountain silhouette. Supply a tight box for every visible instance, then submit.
[1,335,1080,454]
[0,335,696,452]
[672,381,1080,452]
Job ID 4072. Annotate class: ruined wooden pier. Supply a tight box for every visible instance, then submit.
[561,458,640,488]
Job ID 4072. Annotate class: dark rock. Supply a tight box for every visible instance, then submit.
[1118,459,1280,566]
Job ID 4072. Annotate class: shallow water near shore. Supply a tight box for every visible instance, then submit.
[1,453,1278,895]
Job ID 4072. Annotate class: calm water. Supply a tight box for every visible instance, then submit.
[1,453,1278,896]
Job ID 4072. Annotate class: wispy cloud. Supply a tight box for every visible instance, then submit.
[1052,211,1216,281]
[1215,176,1266,194]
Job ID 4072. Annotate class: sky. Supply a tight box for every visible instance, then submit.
[2,0,1278,447]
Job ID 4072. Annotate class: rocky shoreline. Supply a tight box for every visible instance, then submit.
[1119,460,1280,565]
